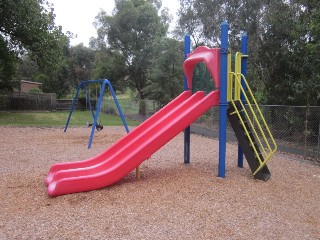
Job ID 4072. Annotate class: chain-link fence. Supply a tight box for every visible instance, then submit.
[1,91,319,163]
[189,105,320,163]
[260,105,320,161]
[106,99,319,163]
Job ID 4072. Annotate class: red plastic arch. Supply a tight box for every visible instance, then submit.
[183,46,220,90]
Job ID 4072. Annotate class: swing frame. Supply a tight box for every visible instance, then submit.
[64,79,129,149]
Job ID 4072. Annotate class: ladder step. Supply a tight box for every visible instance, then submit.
[230,107,245,116]
[230,110,238,115]
[254,153,264,161]
[227,101,271,180]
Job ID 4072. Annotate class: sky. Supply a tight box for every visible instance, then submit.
[49,0,180,46]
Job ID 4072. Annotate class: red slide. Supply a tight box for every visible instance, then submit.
[46,90,219,196]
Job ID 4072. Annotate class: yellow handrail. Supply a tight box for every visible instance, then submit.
[227,53,232,101]
[228,53,277,176]
[238,73,274,151]
[237,96,267,157]
[229,77,263,165]
[234,53,241,100]
[229,72,265,163]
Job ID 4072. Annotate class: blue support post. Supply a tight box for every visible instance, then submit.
[108,80,130,134]
[184,34,191,90]
[88,81,106,149]
[64,82,83,132]
[85,85,95,119]
[65,79,129,149]
[184,34,191,164]
[237,32,248,168]
[240,33,248,97]
[88,79,130,149]
[218,21,229,178]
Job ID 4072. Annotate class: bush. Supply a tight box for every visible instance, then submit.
[77,94,86,108]
[28,88,43,93]
[105,107,116,115]
[139,100,146,115]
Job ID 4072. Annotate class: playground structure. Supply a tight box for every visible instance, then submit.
[64,79,129,149]
[45,22,277,196]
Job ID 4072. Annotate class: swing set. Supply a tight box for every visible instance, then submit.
[64,79,129,149]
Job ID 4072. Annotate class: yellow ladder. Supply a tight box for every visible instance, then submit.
[227,53,277,175]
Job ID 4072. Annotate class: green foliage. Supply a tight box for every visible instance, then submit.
[92,49,127,92]
[94,0,169,100]
[28,88,43,93]
[15,55,38,81]
[88,0,187,113]
[138,99,147,115]
[144,37,184,106]
[77,94,87,109]
[176,0,320,106]
[35,61,71,98]
[70,44,95,86]
[104,106,117,115]
[0,0,71,94]
[76,89,97,109]
[0,37,17,90]
[192,63,215,94]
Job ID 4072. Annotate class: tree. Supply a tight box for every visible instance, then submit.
[0,0,69,93]
[288,0,320,106]
[34,31,71,97]
[94,0,169,100]
[15,55,38,81]
[0,37,16,90]
[69,44,95,86]
[176,0,320,106]
[174,1,206,47]
[253,0,320,106]
[91,48,127,92]
[144,38,184,106]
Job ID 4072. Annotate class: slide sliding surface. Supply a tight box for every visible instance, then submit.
[47,90,219,196]
[45,90,192,185]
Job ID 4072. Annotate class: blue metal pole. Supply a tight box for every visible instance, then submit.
[64,82,83,132]
[107,80,130,134]
[240,32,248,101]
[184,34,191,164]
[218,21,229,178]
[237,32,248,168]
[88,81,106,149]
[86,85,95,119]
[184,34,191,90]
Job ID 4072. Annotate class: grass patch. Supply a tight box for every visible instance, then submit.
[114,88,133,99]
[0,111,139,127]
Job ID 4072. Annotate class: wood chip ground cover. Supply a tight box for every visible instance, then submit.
[0,127,319,239]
